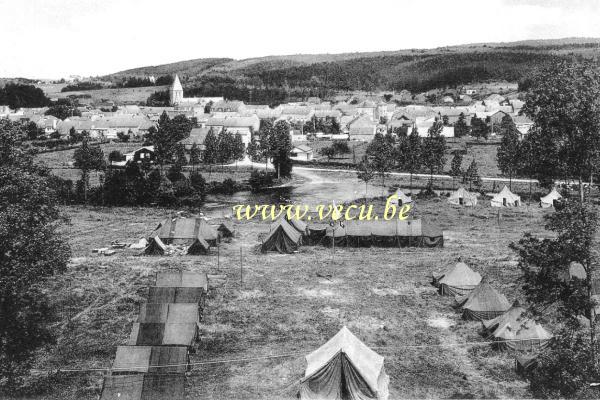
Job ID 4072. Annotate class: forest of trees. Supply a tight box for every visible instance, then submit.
[0,83,50,109]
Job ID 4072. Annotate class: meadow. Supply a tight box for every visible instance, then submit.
[29,190,555,399]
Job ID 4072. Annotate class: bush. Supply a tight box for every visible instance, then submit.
[249,170,275,192]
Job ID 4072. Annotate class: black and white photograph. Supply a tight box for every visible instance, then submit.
[2,0,600,399]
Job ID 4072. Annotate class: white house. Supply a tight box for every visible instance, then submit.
[290,144,314,161]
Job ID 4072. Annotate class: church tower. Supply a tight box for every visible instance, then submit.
[169,74,184,105]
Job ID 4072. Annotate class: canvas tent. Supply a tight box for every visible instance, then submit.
[138,303,199,324]
[156,272,208,292]
[128,322,198,347]
[432,262,482,296]
[448,187,478,207]
[299,326,389,400]
[540,188,562,208]
[215,221,234,239]
[323,219,443,248]
[482,301,552,351]
[287,217,309,238]
[112,345,189,374]
[150,217,219,246]
[456,276,511,320]
[307,222,329,245]
[100,374,184,400]
[145,236,167,255]
[147,286,205,307]
[393,190,412,205]
[261,218,302,254]
[491,186,521,207]
[187,236,210,255]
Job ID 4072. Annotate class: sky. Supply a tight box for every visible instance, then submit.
[1,0,600,79]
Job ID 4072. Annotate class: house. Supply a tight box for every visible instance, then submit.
[348,115,377,141]
[111,146,156,166]
[205,115,259,145]
[210,100,246,117]
[33,115,59,134]
[442,96,455,104]
[513,115,534,137]
[415,117,454,137]
[355,100,377,119]
[279,106,314,123]
[487,110,509,126]
[313,109,342,121]
[290,144,314,161]
[179,127,212,151]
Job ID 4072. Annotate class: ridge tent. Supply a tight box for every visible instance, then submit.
[156,272,208,292]
[128,322,198,347]
[112,345,189,374]
[323,219,443,248]
[432,262,482,296]
[448,187,478,207]
[147,287,206,312]
[150,217,219,246]
[261,218,302,254]
[187,236,210,255]
[100,374,184,400]
[299,326,389,400]
[145,236,167,255]
[482,301,552,351]
[287,217,309,238]
[307,222,329,245]
[491,186,521,207]
[456,276,511,320]
[215,221,234,239]
[138,303,199,324]
[540,188,562,208]
[393,189,412,205]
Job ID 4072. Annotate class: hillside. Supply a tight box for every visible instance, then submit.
[103,38,600,103]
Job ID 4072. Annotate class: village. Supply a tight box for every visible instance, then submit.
[3,2,600,399]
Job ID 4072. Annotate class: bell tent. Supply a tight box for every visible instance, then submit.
[432,262,482,296]
[145,236,167,255]
[150,217,219,246]
[540,188,562,208]
[187,236,210,255]
[491,186,521,207]
[456,276,511,320]
[448,187,478,207]
[393,189,412,205]
[482,301,552,351]
[299,326,389,400]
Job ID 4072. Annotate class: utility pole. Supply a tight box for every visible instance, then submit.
[240,247,243,289]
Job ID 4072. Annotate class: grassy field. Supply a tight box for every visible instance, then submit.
[27,188,557,399]
[303,138,502,177]
[51,85,168,105]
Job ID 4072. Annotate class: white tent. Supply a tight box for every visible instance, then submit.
[393,190,412,206]
[432,262,482,296]
[448,187,478,207]
[540,188,562,208]
[300,326,389,400]
[491,186,521,207]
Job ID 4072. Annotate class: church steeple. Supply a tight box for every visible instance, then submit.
[169,74,184,105]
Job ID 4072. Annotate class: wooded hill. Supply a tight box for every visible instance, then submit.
[105,38,600,100]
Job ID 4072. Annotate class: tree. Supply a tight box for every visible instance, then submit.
[216,129,234,169]
[45,104,81,120]
[332,141,350,155]
[463,159,482,191]
[366,132,394,191]
[510,201,599,396]
[0,123,69,392]
[148,112,194,167]
[189,143,201,170]
[522,59,600,202]
[470,116,489,141]
[319,146,336,161]
[497,114,521,190]
[356,156,375,200]
[454,112,470,138]
[117,131,130,143]
[108,150,124,164]
[203,129,219,178]
[173,143,187,168]
[73,138,105,203]
[246,138,262,164]
[397,126,422,193]
[190,171,207,201]
[421,120,446,185]
[449,150,463,189]
[0,83,50,109]
[264,120,293,178]
[232,134,246,167]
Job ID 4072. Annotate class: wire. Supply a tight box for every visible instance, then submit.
[31,338,543,374]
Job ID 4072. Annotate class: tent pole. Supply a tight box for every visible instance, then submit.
[240,247,243,289]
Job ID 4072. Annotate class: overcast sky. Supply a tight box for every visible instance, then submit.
[1,0,599,79]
